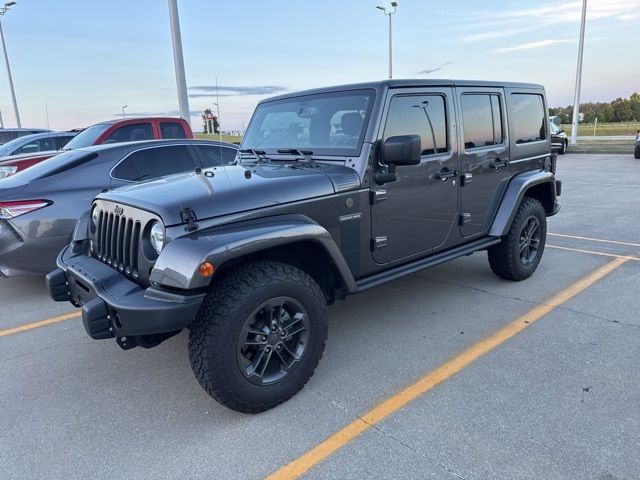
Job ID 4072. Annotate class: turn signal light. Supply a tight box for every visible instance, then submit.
[0,200,51,219]
[198,261,215,277]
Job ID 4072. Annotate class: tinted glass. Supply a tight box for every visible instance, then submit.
[549,122,560,134]
[113,145,197,181]
[63,124,111,149]
[0,131,18,144]
[104,123,154,143]
[242,90,375,156]
[461,95,494,149]
[198,145,237,167]
[491,95,503,144]
[159,122,187,139]
[511,94,546,144]
[383,95,448,155]
[54,135,75,150]
[11,150,97,182]
[16,138,55,154]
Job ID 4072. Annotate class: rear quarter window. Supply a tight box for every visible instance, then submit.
[510,94,547,144]
[159,122,187,139]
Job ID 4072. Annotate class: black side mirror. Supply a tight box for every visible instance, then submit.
[381,135,421,166]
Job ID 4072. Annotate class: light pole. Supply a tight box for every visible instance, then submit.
[214,76,221,142]
[122,105,128,119]
[376,2,398,79]
[570,0,587,146]
[0,1,21,128]
[168,0,191,126]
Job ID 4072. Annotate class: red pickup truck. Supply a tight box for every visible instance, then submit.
[0,117,193,179]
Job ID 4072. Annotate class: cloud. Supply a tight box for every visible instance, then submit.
[617,13,639,21]
[417,62,453,75]
[188,85,287,97]
[491,39,575,54]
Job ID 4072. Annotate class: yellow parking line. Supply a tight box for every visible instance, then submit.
[547,244,640,261]
[0,311,80,337]
[549,232,640,249]
[266,257,629,480]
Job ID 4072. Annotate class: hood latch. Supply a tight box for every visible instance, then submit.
[180,206,198,232]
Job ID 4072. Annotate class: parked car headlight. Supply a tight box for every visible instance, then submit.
[0,166,18,179]
[91,206,100,226]
[149,221,165,254]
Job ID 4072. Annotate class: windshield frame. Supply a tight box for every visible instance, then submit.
[241,89,376,157]
[63,124,110,150]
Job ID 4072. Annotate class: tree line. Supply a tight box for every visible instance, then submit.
[549,92,640,123]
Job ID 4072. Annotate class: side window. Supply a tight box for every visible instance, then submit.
[198,145,237,167]
[383,94,448,156]
[103,123,154,144]
[112,146,198,181]
[510,94,546,144]
[222,147,237,164]
[491,95,503,144]
[54,135,74,150]
[159,122,187,139]
[461,94,504,149]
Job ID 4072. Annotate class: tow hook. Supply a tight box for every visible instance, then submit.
[116,330,182,350]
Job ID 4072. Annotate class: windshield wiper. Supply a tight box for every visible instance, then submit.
[238,148,270,163]
[276,148,316,165]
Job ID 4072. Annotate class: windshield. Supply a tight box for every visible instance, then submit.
[549,122,561,134]
[11,150,97,182]
[241,89,375,156]
[0,135,34,157]
[63,124,110,150]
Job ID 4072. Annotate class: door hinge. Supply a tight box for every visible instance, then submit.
[370,189,387,205]
[180,206,198,232]
[371,236,388,251]
[459,213,471,225]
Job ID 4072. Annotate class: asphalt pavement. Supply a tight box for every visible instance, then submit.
[1,153,638,480]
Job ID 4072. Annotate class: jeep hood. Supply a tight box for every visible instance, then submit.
[98,164,360,226]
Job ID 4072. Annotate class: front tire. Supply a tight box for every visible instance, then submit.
[188,261,328,413]
[488,197,547,281]
[634,144,640,159]
[560,140,567,155]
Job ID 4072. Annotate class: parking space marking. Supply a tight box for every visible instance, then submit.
[0,311,80,337]
[266,257,629,480]
[549,232,640,249]
[547,244,640,262]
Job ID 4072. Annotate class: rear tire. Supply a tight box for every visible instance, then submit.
[488,197,547,281]
[634,144,640,159]
[188,261,328,413]
[560,140,567,155]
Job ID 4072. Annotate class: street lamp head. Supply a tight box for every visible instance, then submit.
[4,2,16,8]
[391,2,398,7]
[376,5,386,11]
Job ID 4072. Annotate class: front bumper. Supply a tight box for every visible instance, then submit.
[46,245,205,340]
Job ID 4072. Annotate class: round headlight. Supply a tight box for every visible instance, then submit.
[149,221,165,254]
[91,207,100,226]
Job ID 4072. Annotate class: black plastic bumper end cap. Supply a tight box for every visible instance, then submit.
[46,268,69,302]
[82,297,114,340]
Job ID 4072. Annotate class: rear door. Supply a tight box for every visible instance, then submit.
[370,87,459,264]
[456,87,509,237]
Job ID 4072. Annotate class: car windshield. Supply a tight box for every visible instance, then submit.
[10,150,97,182]
[549,122,560,134]
[241,89,375,157]
[0,135,35,157]
[63,124,110,150]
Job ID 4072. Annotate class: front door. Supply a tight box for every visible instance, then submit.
[456,88,510,237]
[371,88,458,264]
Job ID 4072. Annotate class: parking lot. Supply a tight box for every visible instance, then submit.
[1,153,638,479]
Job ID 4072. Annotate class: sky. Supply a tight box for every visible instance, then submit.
[1,0,638,131]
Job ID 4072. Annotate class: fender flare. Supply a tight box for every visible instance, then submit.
[489,170,558,237]
[150,215,356,291]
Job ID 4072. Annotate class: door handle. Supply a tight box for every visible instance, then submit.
[437,168,459,182]
[492,158,508,170]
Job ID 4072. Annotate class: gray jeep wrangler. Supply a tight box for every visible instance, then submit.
[48,80,561,412]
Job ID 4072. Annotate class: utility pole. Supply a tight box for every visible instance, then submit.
[570,0,587,146]
[376,2,398,79]
[168,0,190,126]
[215,76,222,142]
[0,2,21,128]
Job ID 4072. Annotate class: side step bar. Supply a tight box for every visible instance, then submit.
[354,237,501,293]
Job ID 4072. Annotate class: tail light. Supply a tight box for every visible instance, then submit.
[0,166,18,179]
[0,200,51,219]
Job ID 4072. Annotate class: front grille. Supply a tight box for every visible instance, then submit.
[91,200,161,284]
[95,211,141,277]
